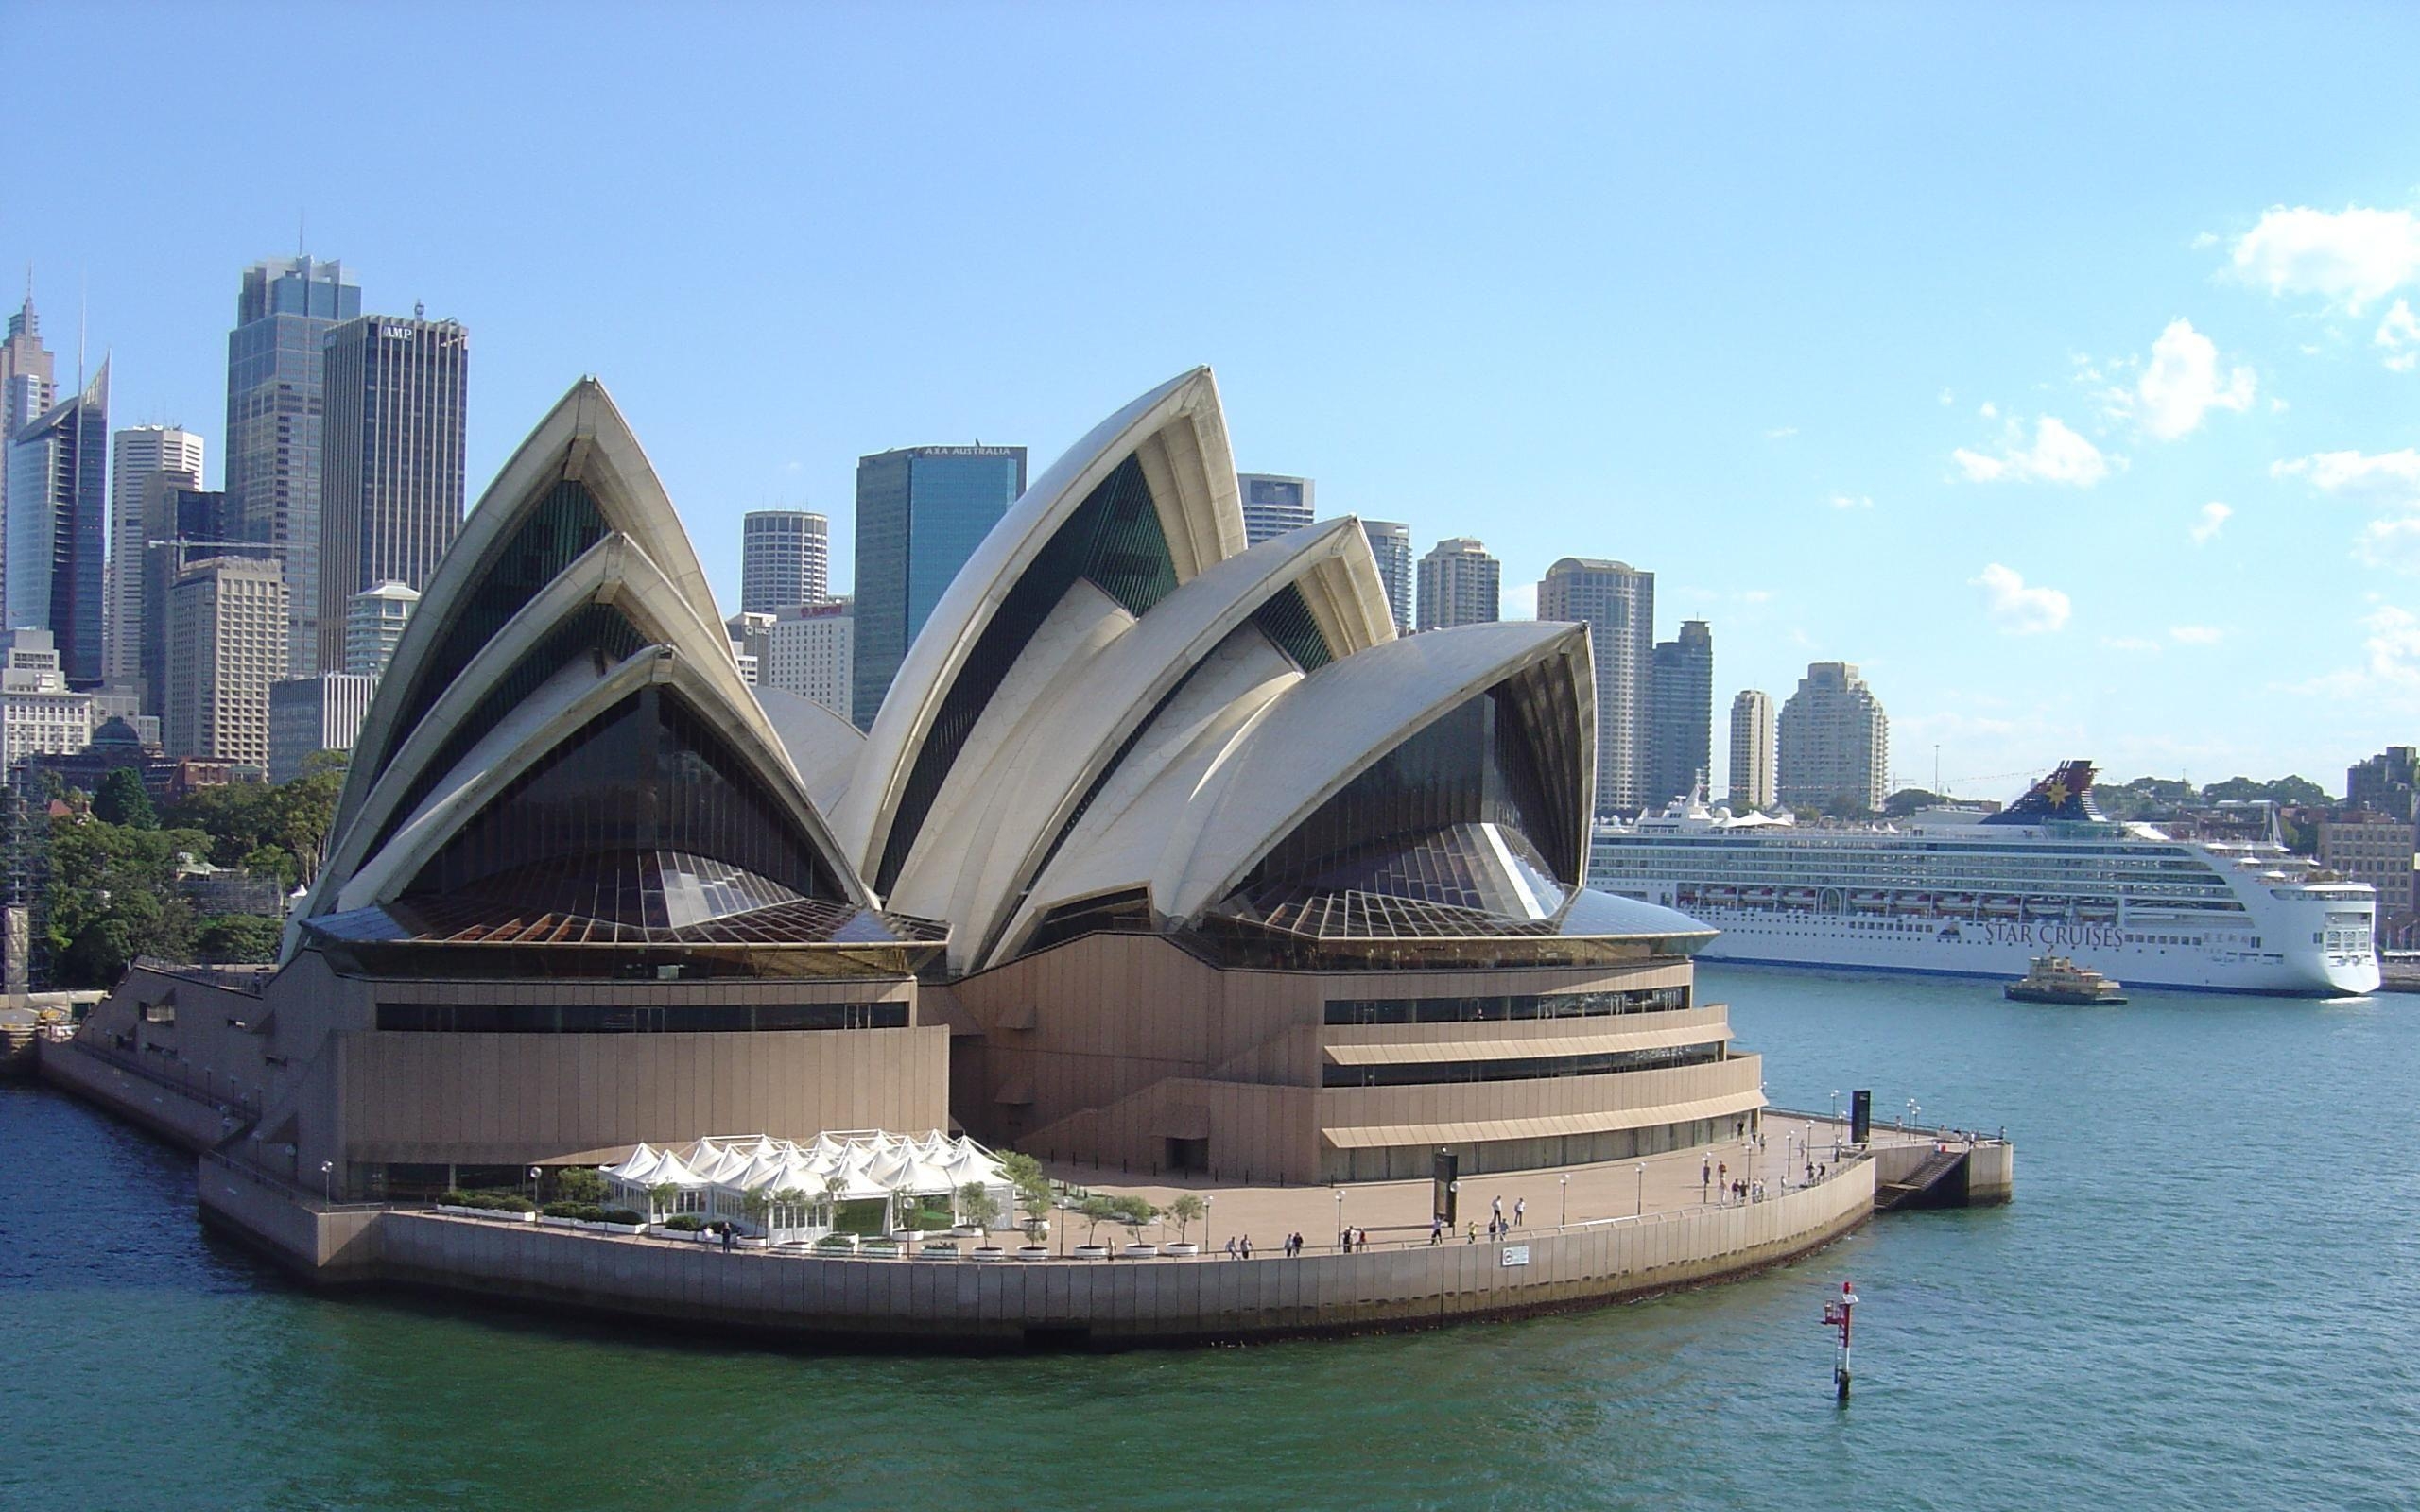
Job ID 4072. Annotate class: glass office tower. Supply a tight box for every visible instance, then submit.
[224,256,360,677]
[5,361,109,686]
[850,445,1026,728]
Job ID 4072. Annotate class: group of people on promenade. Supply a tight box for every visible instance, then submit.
[1221,1232,1317,1259]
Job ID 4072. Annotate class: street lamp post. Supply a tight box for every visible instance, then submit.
[1204,1194,1214,1256]
[1335,1190,1346,1251]
[1634,1162,1646,1218]
[1560,1173,1570,1228]
[320,1160,333,1206]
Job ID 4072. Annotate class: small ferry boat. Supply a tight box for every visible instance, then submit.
[2005,954,2128,1005]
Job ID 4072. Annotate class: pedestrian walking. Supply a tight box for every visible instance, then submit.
[1492,1194,1503,1226]
[1718,1160,1728,1198]
[1430,1214,1443,1245]
[1701,1156,1711,1198]
[1225,1235,1237,1259]
[1512,1197,1526,1228]
[1467,1220,1478,1244]
[1241,1235,1253,1259]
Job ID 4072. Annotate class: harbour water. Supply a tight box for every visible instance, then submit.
[3,965,2413,1511]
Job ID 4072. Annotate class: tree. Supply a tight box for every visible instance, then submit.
[957,1180,1001,1232]
[1113,1194,1160,1247]
[1883,788,1950,818]
[646,1181,680,1222]
[1165,1193,1206,1243]
[194,914,283,963]
[994,1151,1052,1224]
[43,814,200,986]
[555,1166,608,1205]
[1077,1194,1123,1246]
[94,768,156,829]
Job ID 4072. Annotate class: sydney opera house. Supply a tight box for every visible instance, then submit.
[76,368,1762,1198]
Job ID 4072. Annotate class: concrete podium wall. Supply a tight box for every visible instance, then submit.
[360,1162,1874,1347]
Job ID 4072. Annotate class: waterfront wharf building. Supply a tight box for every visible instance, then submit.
[1728,689,1774,811]
[740,508,830,614]
[106,425,205,691]
[1238,473,1314,545]
[851,444,1028,729]
[1537,558,1653,814]
[1777,661,1888,814]
[315,314,469,676]
[72,369,1753,1204]
[1416,536,1500,631]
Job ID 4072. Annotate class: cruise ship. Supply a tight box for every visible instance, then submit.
[1587,762,2378,996]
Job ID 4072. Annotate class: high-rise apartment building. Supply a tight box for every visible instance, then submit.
[165,556,287,765]
[724,610,773,686]
[740,510,830,613]
[1538,558,1652,813]
[764,597,854,718]
[1238,473,1314,545]
[316,313,467,674]
[267,672,375,782]
[1647,620,1714,808]
[106,425,205,690]
[1417,537,1500,632]
[224,256,360,679]
[5,361,109,686]
[0,628,95,774]
[2346,746,2418,821]
[343,580,420,680]
[851,444,1027,728]
[1728,689,1775,811]
[1777,661,1890,814]
[1360,520,1413,633]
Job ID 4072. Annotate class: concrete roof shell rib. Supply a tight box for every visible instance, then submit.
[330,378,720,849]
[307,531,834,924]
[752,687,865,818]
[1158,620,1597,926]
[835,367,1245,884]
[883,516,1398,972]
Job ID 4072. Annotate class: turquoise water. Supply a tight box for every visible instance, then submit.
[4,965,2415,1511]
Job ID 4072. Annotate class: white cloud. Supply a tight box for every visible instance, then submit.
[1978,401,1998,419]
[1953,416,2112,487]
[1938,388,1955,405]
[1765,425,1799,439]
[2132,318,2256,439]
[2191,231,2220,249]
[2290,605,2420,700]
[1502,580,1538,620]
[2377,298,2420,372]
[2275,450,2420,574]
[2169,625,2224,645]
[2190,501,2233,545]
[2100,635,2163,653]
[2230,204,2420,313]
[1737,589,1773,604]
[1826,492,1873,510]
[1971,562,2071,634]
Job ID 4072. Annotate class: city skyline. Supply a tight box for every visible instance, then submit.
[9,7,2420,793]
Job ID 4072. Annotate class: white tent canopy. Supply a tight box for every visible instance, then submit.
[598,1129,1017,1242]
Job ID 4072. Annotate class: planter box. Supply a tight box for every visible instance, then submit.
[916,1242,960,1260]
[1016,1246,1051,1262]
[648,1225,714,1241]
[1163,1243,1201,1257]
[437,1204,535,1223]
[1072,1245,1110,1261]
[970,1246,1008,1263]
[1120,1244,1160,1259]
[948,1226,983,1239]
[593,1221,649,1236]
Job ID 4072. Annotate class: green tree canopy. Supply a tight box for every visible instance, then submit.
[94,768,156,829]
[194,914,283,964]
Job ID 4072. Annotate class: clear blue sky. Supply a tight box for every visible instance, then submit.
[13,2,2420,798]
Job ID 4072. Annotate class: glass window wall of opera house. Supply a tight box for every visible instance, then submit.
[72,367,1758,1196]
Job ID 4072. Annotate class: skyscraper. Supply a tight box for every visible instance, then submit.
[165,555,287,765]
[851,444,1027,728]
[1238,473,1314,544]
[224,256,360,678]
[140,482,243,719]
[1537,557,1652,813]
[1416,537,1500,631]
[343,580,420,679]
[317,313,467,673]
[740,509,830,613]
[0,290,56,506]
[5,361,109,686]
[1648,619,1714,808]
[267,672,374,782]
[1359,520,1412,632]
[1777,661,1890,815]
[765,597,855,718]
[1728,689,1775,811]
[106,425,205,690]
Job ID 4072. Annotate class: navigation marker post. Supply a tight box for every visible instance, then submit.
[1823,1280,1858,1402]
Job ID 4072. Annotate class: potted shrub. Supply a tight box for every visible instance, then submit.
[646,1181,681,1225]
[997,1151,1053,1241]
[1115,1195,1162,1258]
[1163,1193,1205,1256]
[955,1180,1000,1239]
[1072,1195,1120,1259]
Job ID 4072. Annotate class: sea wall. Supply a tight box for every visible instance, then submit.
[40,1038,236,1151]
[361,1165,1874,1348]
